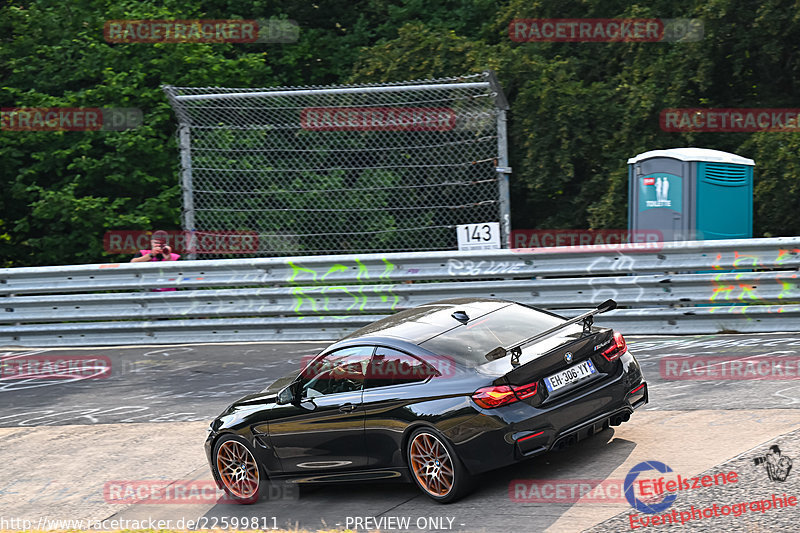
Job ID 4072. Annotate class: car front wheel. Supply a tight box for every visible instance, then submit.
[213,435,262,504]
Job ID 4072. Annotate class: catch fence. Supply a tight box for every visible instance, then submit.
[163,71,510,259]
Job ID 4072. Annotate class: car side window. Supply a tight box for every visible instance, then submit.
[300,346,374,398]
[364,347,439,390]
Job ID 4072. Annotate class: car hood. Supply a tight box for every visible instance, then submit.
[214,372,297,425]
[230,391,279,406]
[262,373,296,394]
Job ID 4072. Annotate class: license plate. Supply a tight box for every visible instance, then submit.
[544,359,597,392]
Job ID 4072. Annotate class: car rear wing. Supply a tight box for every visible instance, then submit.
[485,299,617,365]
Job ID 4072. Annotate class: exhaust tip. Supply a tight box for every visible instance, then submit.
[554,435,577,450]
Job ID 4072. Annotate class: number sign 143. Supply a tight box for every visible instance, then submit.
[457,222,501,250]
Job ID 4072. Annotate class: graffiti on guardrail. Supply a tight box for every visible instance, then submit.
[587,254,639,274]
[709,248,800,311]
[584,253,645,306]
[588,275,647,305]
[447,258,524,277]
[712,248,800,271]
[582,246,800,309]
[286,258,400,316]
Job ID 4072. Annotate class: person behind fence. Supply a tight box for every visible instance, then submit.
[130,230,180,263]
[130,230,181,293]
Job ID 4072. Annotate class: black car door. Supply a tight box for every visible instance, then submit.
[267,345,374,474]
[361,346,441,468]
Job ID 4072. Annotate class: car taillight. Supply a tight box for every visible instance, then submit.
[512,382,538,400]
[472,386,516,409]
[472,382,539,409]
[601,331,627,361]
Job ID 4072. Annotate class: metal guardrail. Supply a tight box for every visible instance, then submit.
[4,271,799,322]
[1,237,798,346]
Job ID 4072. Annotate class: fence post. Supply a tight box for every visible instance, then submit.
[179,126,196,260]
[488,70,511,248]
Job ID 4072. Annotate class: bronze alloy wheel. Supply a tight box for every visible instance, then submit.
[409,431,455,497]
[216,439,260,500]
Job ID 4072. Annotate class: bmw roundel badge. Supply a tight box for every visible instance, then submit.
[564,352,573,363]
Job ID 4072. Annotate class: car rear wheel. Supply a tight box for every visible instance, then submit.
[407,427,471,503]
[213,435,261,504]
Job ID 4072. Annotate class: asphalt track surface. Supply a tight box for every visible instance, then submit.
[1,333,800,532]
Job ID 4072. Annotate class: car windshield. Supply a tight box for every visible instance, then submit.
[419,304,564,365]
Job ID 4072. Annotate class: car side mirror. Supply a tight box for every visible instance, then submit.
[277,380,301,405]
[277,385,294,405]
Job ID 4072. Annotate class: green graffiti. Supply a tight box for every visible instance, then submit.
[710,271,733,303]
[737,284,758,301]
[373,283,399,310]
[710,249,800,307]
[286,257,398,316]
[380,258,395,280]
[710,284,734,302]
[710,304,752,315]
[287,261,318,283]
[732,251,760,269]
[321,285,360,311]
[776,248,800,266]
[711,249,797,272]
[322,263,348,281]
[778,275,798,300]
[291,286,318,314]
[355,258,369,281]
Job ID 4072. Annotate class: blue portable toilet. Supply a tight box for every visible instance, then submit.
[627,148,754,241]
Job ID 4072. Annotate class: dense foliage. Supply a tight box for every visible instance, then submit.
[1,0,798,266]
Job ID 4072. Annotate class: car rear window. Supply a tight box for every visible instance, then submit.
[419,304,564,365]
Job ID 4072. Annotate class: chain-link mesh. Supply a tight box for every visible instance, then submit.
[163,72,506,257]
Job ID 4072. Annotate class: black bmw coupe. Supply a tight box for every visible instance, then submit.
[206,298,647,503]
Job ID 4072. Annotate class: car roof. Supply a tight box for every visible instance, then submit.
[341,297,514,345]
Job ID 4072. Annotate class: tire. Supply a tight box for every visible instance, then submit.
[406,427,472,503]
[212,434,262,504]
